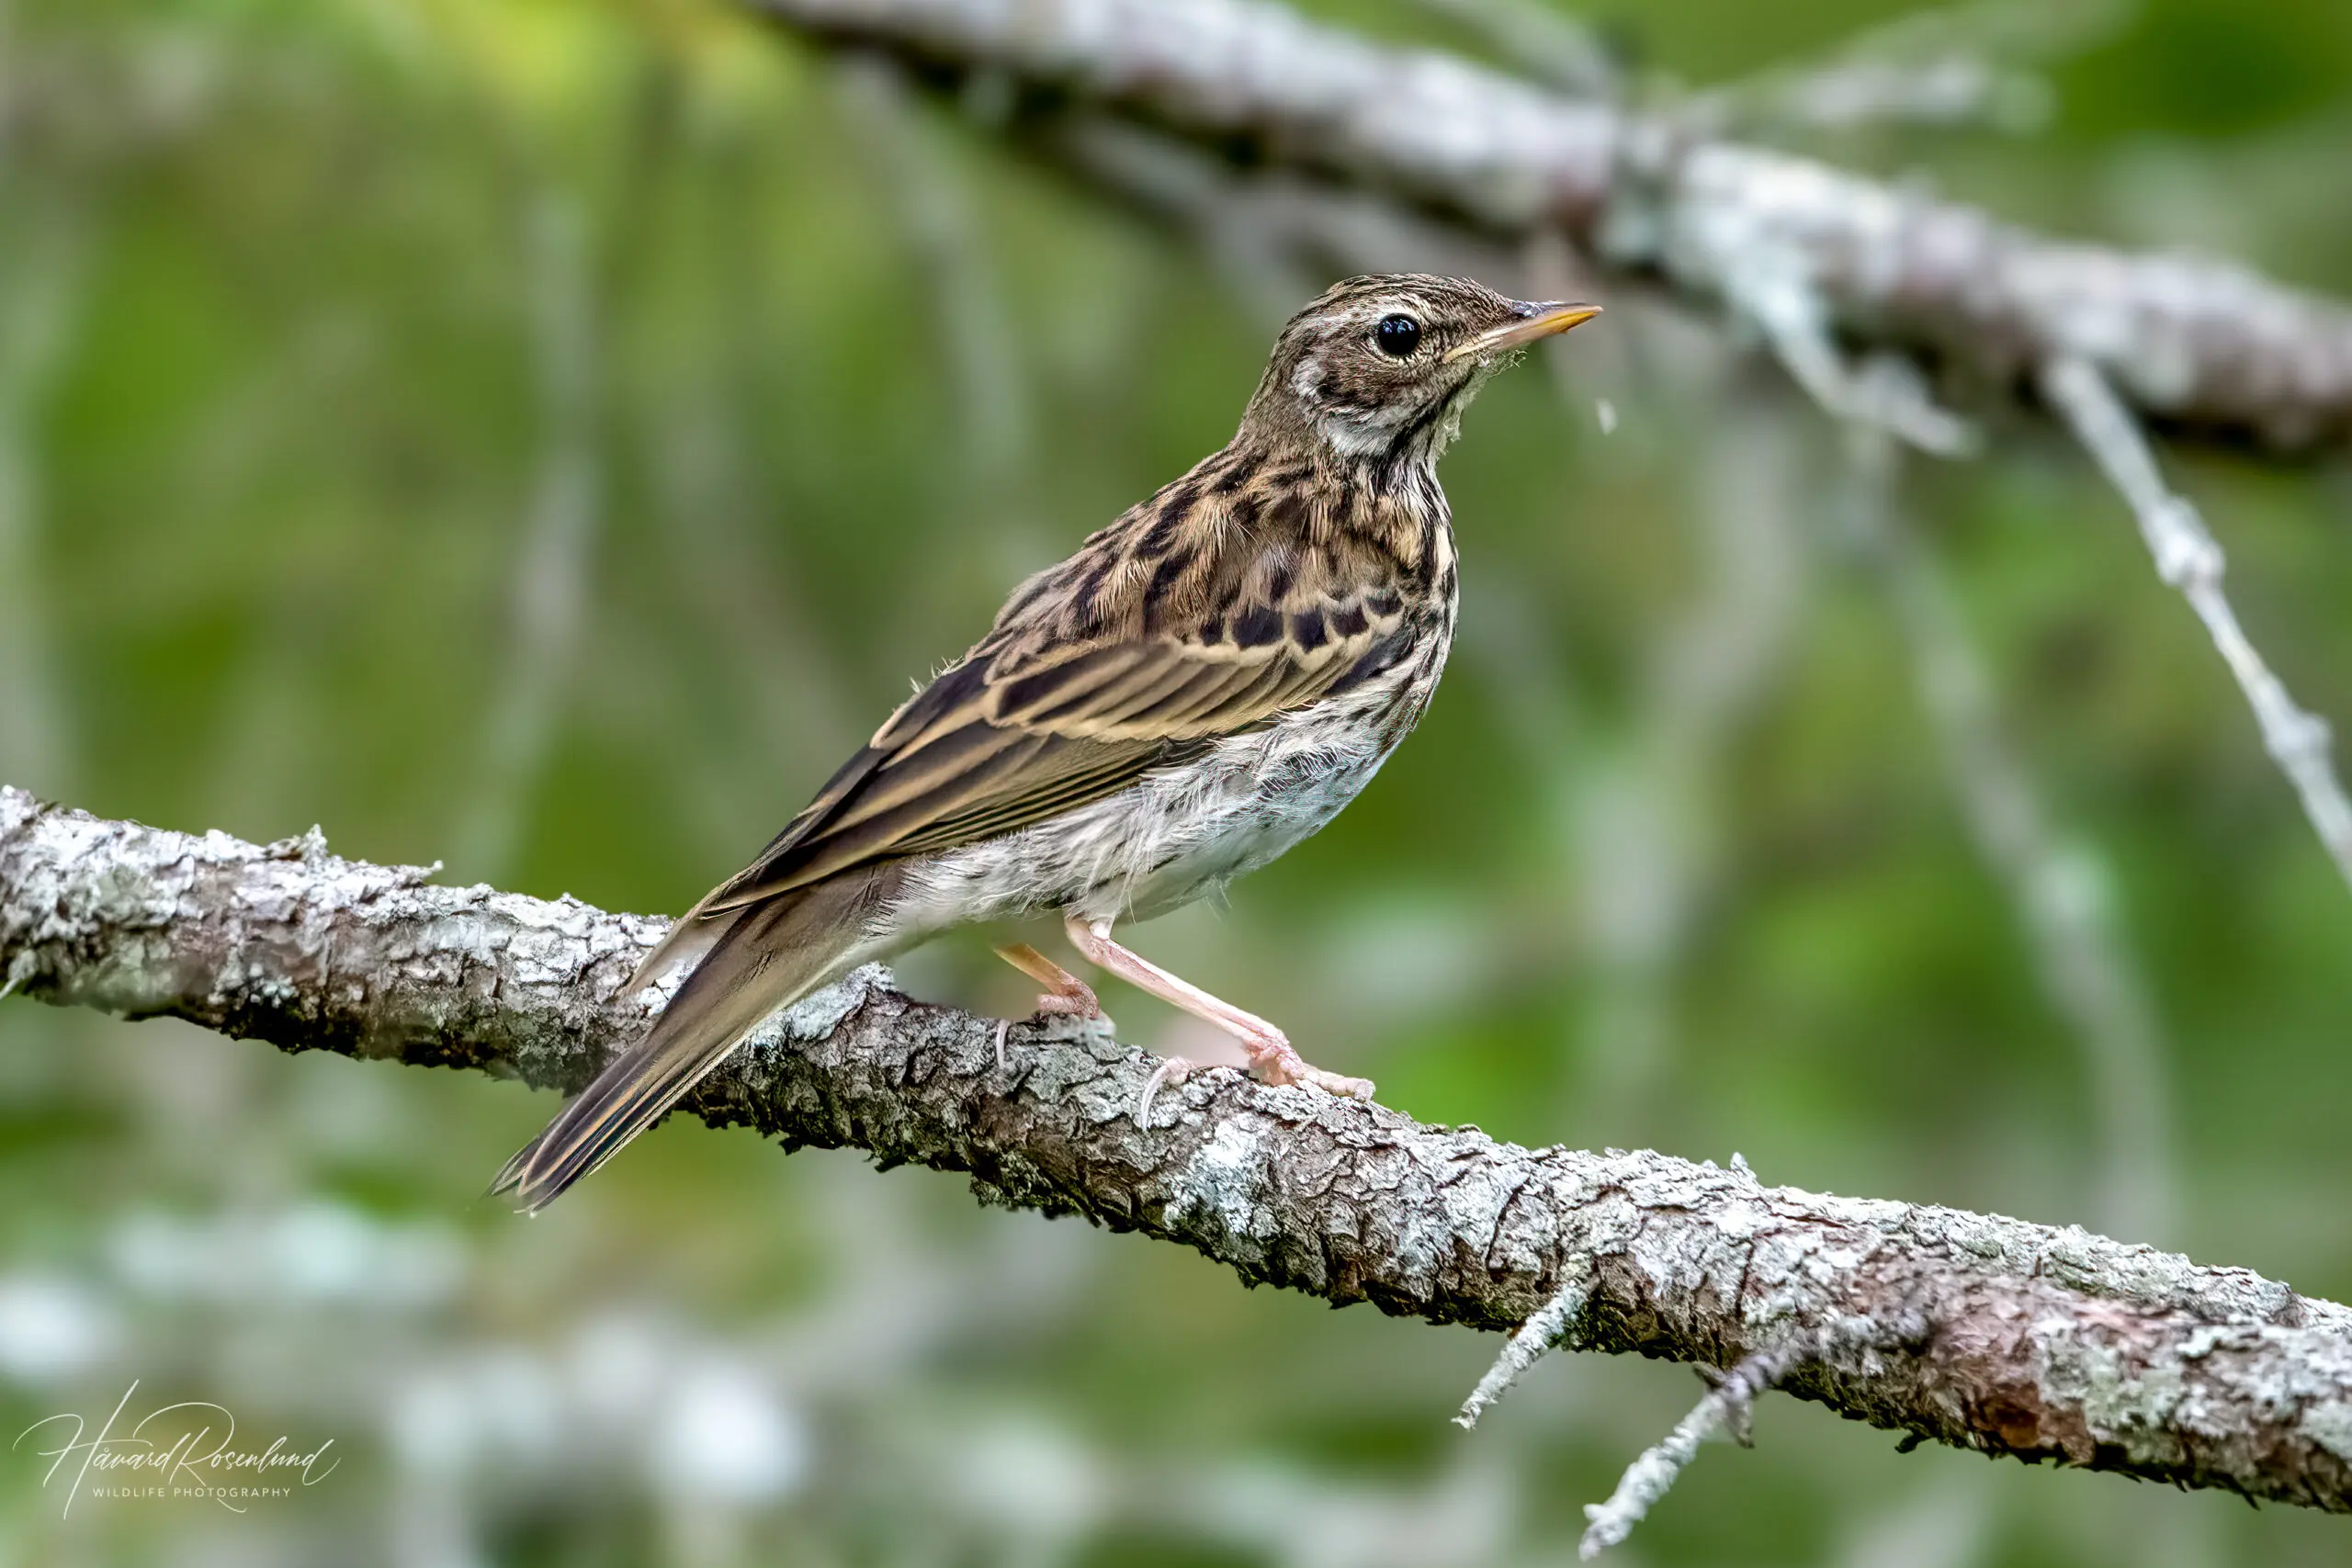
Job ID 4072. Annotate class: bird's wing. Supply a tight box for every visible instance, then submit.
[696,570,1419,913]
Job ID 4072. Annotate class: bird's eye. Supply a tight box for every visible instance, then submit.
[1373,314,1422,358]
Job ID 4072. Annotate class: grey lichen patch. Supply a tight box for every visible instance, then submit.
[2041,1328,2188,1463]
[1164,1117,1280,1251]
[1719,1226,1825,1330]
[774,965,889,1044]
[0,785,41,838]
[2300,1399,2352,1463]
[997,1025,1154,1127]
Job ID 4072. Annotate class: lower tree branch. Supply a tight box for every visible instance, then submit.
[6,784,2352,1518]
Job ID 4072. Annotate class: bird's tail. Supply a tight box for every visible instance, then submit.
[492,865,890,1212]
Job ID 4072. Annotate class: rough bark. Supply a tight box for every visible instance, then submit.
[6,784,2352,1511]
[742,0,2352,452]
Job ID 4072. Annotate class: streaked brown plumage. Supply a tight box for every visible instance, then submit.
[494,274,1599,1211]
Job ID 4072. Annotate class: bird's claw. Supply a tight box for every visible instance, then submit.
[993,983,1113,1076]
[1137,1055,1197,1124]
[1133,1041,1374,1125]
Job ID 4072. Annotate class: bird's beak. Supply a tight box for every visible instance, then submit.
[1442,301,1603,363]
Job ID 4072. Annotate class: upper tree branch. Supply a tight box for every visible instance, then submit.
[743,0,2352,451]
[6,783,2352,1512]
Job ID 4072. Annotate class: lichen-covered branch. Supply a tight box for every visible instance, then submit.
[7,784,2352,1517]
[743,0,2352,451]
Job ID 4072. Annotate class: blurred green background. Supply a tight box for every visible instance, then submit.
[3,0,2351,1562]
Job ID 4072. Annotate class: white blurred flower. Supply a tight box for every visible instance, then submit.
[0,1272,120,1383]
[649,1360,808,1506]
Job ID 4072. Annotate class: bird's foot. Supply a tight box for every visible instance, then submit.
[1134,1033,1374,1125]
[1240,1030,1375,1101]
[1030,979,1102,1020]
[1050,915,1370,1115]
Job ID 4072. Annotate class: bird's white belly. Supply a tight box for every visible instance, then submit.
[886,652,1440,936]
[1091,699,1395,920]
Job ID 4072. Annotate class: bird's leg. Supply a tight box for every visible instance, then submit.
[1062,915,1375,1116]
[991,942,1105,1071]
[994,942,1103,1017]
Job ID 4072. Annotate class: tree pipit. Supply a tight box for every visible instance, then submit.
[497,275,1599,1209]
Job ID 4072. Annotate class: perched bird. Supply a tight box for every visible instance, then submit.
[494,274,1599,1211]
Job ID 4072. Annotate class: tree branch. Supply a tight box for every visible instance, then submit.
[7,784,2352,1518]
[742,0,2352,451]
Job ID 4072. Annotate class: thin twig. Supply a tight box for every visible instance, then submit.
[1735,276,2178,1240]
[1733,254,1976,457]
[456,187,602,878]
[1844,376,2175,1242]
[837,58,1030,479]
[1578,1339,1810,1558]
[2040,355,2352,892]
[1454,1264,1591,1429]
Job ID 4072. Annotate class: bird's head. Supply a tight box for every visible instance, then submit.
[1239,274,1600,469]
